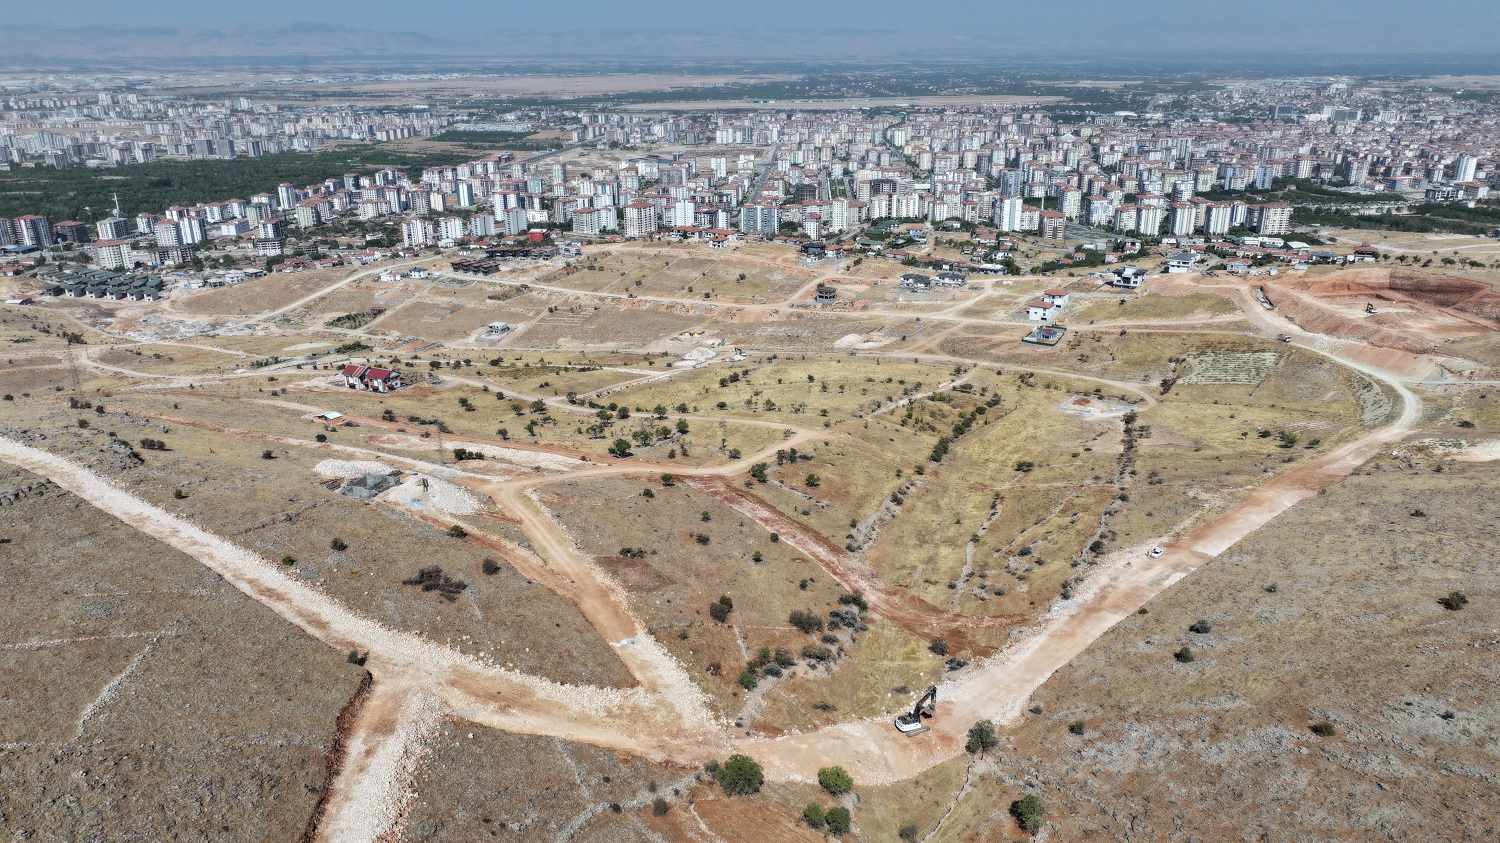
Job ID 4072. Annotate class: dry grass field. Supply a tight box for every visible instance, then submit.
[0,465,363,842]
[937,455,1500,842]
[175,267,359,316]
[4,241,1500,843]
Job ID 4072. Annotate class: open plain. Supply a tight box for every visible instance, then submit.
[2,238,1499,842]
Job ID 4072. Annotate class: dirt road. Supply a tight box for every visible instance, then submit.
[737,356,1421,784]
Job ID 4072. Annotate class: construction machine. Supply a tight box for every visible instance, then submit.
[894,685,937,736]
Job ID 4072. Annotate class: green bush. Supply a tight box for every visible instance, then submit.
[825,806,852,834]
[1010,793,1046,834]
[818,766,853,796]
[802,803,826,829]
[714,754,764,796]
[1311,721,1336,737]
[966,719,998,754]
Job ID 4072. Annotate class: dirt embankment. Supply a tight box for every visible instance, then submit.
[299,670,376,843]
[1270,268,1500,353]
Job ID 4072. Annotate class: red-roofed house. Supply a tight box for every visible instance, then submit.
[340,364,404,393]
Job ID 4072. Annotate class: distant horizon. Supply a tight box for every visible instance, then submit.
[8,1,1500,68]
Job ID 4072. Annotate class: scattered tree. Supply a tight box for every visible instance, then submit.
[802,804,826,829]
[714,755,764,795]
[1009,793,1046,834]
[966,720,999,755]
[818,766,854,796]
[825,807,852,835]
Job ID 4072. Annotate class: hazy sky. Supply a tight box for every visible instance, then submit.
[18,0,1500,55]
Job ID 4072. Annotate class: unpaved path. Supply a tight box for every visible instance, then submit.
[680,476,1022,651]
[735,340,1422,785]
[314,679,443,843]
[4,281,1439,829]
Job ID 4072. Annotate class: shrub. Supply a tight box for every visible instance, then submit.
[1188,619,1212,634]
[818,766,854,795]
[966,719,999,754]
[1009,793,1046,834]
[315,433,327,443]
[789,610,825,633]
[802,803,826,829]
[448,525,468,538]
[825,806,852,835]
[800,645,833,661]
[651,797,669,816]
[928,638,948,656]
[481,559,501,575]
[899,825,919,842]
[1174,646,1195,663]
[261,449,275,460]
[330,538,348,552]
[1068,721,1085,736]
[708,600,732,622]
[736,670,758,690]
[1438,591,1469,611]
[1310,721,1336,737]
[714,754,764,795]
[837,591,868,611]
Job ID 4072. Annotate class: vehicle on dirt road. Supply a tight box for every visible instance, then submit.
[894,686,937,735]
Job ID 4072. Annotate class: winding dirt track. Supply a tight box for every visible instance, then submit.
[0,273,1435,839]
